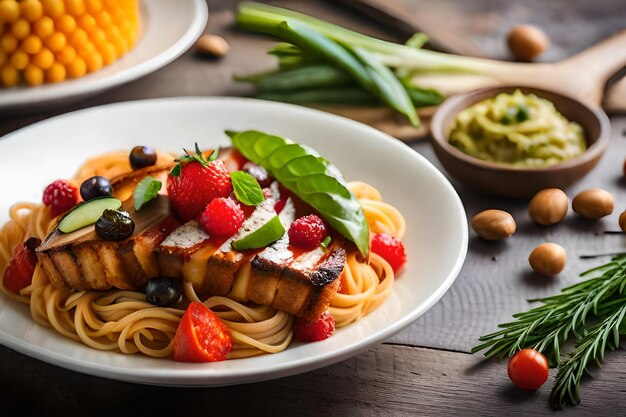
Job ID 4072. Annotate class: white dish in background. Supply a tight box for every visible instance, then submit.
[0,0,207,113]
[0,97,467,386]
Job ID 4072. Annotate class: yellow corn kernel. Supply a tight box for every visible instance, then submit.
[98,42,116,65]
[0,0,19,23]
[1,0,139,88]
[41,0,64,19]
[21,34,42,54]
[45,61,65,82]
[10,50,29,70]
[32,47,54,69]
[86,0,102,14]
[78,13,96,32]
[94,10,112,29]
[105,25,120,42]
[103,0,117,10]
[11,19,31,40]
[33,16,55,38]
[90,27,106,45]
[67,56,86,78]
[56,45,76,65]
[113,37,127,56]
[56,14,76,35]
[1,33,18,53]
[20,0,44,23]
[84,50,102,72]
[45,31,66,52]
[69,28,88,48]
[1,65,19,87]
[24,64,44,86]
[77,40,94,57]
[65,0,85,16]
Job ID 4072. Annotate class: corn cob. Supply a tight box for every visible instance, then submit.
[0,0,139,87]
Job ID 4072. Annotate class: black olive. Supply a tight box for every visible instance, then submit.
[242,162,272,188]
[80,176,113,201]
[25,237,41,252]
[95,209,135,241]
[145,277,182,307]
[130,146,157,170]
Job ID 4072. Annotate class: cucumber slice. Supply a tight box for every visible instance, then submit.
[231,215,285,250]
[58,197,122,233]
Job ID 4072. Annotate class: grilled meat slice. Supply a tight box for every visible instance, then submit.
[37,195,178,290]
[250,237,346,321]
[203,195,281,296]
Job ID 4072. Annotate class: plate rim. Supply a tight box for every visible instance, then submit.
[0,97,468,386]
[0,0,208,111]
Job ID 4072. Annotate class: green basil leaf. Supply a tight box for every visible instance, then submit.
[133,176,162,211]
[228,130,369,256]
[231,171,265,206]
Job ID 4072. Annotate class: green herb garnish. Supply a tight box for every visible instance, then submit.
[472,255,626,409]
[133,176,162,211]
[320,236,331,250]
[227,129,369,256]
[231,171,265,206]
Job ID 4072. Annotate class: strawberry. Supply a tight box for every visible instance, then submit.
[3,238,41,294]
[293,311,335,342]
[166,145,232,222]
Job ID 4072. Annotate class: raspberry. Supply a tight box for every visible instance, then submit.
[200,197,245,237]
[42,180,80,217]
[371,233,407,273]
[293,311,335,342]
[288,214,328,249]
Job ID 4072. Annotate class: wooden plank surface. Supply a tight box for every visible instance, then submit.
[2,342,626,416]
[1,0,626,413]
[340,0,626,61]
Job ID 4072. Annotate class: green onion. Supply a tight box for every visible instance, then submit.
[236,2,509,73]
[236,65,352,92]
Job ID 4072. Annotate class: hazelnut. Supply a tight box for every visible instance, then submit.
[619,211,626,232]
[507,25,549,61]
[572,188,614,220]
[528,188,568,225]
[471,209,516,240]
[529,243,567,276]
[196,34,230,58]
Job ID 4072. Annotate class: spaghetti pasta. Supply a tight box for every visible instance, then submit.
[0,150,405,359]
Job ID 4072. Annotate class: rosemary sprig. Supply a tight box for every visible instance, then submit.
[550,300,626,408]
[472,255,626,408]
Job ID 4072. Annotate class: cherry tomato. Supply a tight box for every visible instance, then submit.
[3,238,40,294]
[507,348,549,390]
[172,302,232,362]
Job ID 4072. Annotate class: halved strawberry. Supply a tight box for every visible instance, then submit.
[166,146,232,222]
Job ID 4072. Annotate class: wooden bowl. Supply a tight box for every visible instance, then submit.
[430,86,610,198]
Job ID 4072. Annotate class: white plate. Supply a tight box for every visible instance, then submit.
[0,97,467,386]
[0,0,207,113]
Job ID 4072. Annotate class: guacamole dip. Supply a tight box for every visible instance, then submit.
[448,90,586,167]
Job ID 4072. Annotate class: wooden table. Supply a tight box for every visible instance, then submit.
[2,1,626,415]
